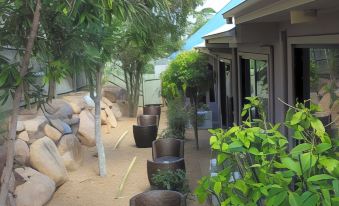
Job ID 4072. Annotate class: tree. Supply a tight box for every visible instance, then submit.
[163,50,212,149]
[0,0,42,204]
[186,8,216,36]
[111,0,204,117]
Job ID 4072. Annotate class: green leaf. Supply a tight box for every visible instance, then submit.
[234,180,248,195]
[291,111,303,125]
[217,153,227,165]
[267,191,288,206]
[333,179,339,197]
[281,157,301,175]
[279,139,288,147]
[249,147,260,155]
[307,174,335,182]
[214,181,222,195]
[290,143,312,154]
[311,118,325,132]
[210,136,217,145]
[303,193,319,206]
[322,189,332,206]
[288,192,301,206]
[316,143,332,154]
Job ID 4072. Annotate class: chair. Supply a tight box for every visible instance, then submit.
[147,158,186,186]
[137,115,158,127]
[133,125,158,148]
[152,138,184,161]
[130,190,185,206]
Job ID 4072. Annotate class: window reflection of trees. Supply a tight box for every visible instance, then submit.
[310,48,339,126]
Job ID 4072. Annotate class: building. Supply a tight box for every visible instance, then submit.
[196,0,339,143]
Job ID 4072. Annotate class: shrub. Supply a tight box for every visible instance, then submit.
[167,96,188,139]
[152,169,189,194]
[195,97,339,206]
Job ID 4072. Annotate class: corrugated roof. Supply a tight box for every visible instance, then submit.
[169,0,246,59]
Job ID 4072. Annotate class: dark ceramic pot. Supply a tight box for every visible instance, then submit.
[137,115,159,127]
[147,158,185,186]
[143,105,161,118]
[130,190,185,206]
[152,138,184,161]
[133,125,158,148]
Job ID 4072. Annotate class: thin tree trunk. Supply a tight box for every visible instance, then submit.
[193,94,199,150]
[47,78,56,102]
[95,67,106,176]
[0,0,41,204]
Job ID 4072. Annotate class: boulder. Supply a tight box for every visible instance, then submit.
[50,119,72,135]
[63,116,80,135]
[83,95,95,108]
[58,134,83,171]
[62,95,86,114]
[102,97,114,108]
[101,110,108,125]
[14,167,55,206]
[331,100,339,125]
[17,121,25,132]
[102,85,127,103]
[116,100,129,117]
[78,110,96,147]
[111,103,123,119]
[17,131,29,142]
[45,99,73,120]
[14,139,29,165]
[21,116,47,135]
[43,124,62,142]
[102,124,110,134]
[319,93,331,113]
[104,106,117,128]
[29,137,68,186]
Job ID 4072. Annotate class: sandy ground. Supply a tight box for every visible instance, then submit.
[47,107,211,206]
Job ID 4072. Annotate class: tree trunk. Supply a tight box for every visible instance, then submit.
[0,0,41,204]
[94,67,106,176]
[193,93,199,150]
[47,77,56,102]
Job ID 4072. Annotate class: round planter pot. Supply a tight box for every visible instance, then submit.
[143,105,161,118]
[147,158,185,186]
[137,115,159,127]
[130,190,185,206]
[133,125,158,148]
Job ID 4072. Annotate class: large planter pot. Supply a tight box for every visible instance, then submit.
[133,125,158,148]
[147,158,185,186]
[152,138,184,161]
[137,115,159,127]
[130,190,186,206]
[143,105,161,118]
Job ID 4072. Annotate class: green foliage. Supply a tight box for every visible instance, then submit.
[195,97,339,206]
[151,169,190,194]
[167,96,189,139]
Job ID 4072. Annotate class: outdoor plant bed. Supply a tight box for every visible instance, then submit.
[130,190,185,206]
[137,115,159,127]
[133,125,158,148]
[143,105,161,119]
[152,138,184,161]
[147,158,185,186]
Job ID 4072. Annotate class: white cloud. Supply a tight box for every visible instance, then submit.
[196,0,231,12]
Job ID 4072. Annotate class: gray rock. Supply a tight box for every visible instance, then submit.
[50,119,72,135]
[43,124,62,142]
[78,110,96,147]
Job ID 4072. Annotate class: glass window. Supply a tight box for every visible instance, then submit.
[309,48,339,126]
[249,59,269,115]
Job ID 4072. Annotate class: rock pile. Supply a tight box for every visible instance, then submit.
[0,91,122,206]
